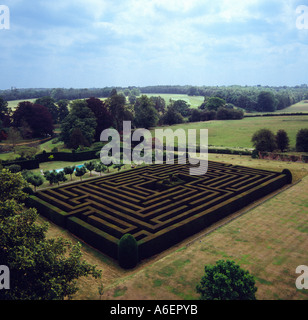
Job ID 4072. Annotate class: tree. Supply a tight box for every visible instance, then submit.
[43,170,58,185]
[106,92,127,130]
[205,97,226,111]
[275,130,289,152]
[12,101,54,138]
[134,95,159,129]
[118,234,139,269]
[6,127,22,153]
[69,128,90,150]
[150,96,166,114]
[160,106,184,125]
[57,99,70,123]
[63,166,76,181]
[35,96,59,124]
[256,91,277,112]
[24,172,44,192]
[0,169,27,202]
[75,166,87,181]
[171,99,191,117]
[86,97,113,141]
[0,169,102,300]
[84,161,96,176]
[196,260,257,300]
[0,96,10,125]
[296,128,308,152]
[251,129,277,152]
[94,162,107,176]
[55,171,67,186]
[59,100,97,148]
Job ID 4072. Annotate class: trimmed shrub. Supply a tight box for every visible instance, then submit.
[7,164,22,173]
[282,169,292,184]
[22,186,34,195]
[118,234,139,269]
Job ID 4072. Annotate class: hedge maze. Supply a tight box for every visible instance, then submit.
[28,160,290,262]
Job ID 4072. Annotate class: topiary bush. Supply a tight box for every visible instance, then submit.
[282,169,292,184]
[118,234,139,269]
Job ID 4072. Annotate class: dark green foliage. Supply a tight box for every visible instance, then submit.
[296,128,308,152]
[22,186,34,195]
[256,91,277,112]
[275,129,289,152]
[205,97,226,111]
[251,149,259,159]
[0,170,101,300]
[84,161,96,176]
[75,166,87,180]
[63,166,75,180]
[134,95,159,129]
[7,164,21,173]
[59,100,96,148]
[282,169,292,184]
[118,234,139,269]
[251,129,277,152]
[196,260,257,300]
[160,106,184,125]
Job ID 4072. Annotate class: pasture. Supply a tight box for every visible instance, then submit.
[153,115,308,149]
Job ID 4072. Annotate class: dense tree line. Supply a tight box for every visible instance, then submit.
[1,85,307,113]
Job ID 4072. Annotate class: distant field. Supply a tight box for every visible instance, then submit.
[7,99,35,111]
[143,93,204,108]
[275,100,308,113]
[153,115,308,149]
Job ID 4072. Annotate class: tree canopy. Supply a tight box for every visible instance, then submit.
[59,100,97,148]
[0,169,102,300]
[196,259,257,300]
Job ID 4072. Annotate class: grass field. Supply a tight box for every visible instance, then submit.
[143,93,204,108]
[7,99,35,111]
[36,154,308,300]
[274,100,308,113]
[153,115,308,149]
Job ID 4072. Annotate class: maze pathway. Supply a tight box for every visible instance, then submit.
[29,161,289,260]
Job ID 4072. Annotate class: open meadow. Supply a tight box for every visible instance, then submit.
[153,115,308,149]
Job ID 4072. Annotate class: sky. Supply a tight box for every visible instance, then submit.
[0,0,308,89]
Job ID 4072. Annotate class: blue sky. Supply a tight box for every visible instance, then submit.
[0,0,308,89]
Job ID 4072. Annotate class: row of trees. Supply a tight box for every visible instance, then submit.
[19,160,126,192]
[251,128,308,153]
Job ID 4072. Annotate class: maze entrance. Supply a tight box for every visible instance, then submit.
[28,161,290,261]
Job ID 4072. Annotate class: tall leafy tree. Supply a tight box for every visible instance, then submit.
[251,129,277,152]
[296,128,308,152]
[86,97,113,141]
[275,129,289,152]
[134,95,159,129]
[57,99,70,123]
[205,97,226,111]
[12,101,54,138]
[106,92,127,130]
[256,91,277,112]
[59,100,97,148]
[35,96,59,124]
